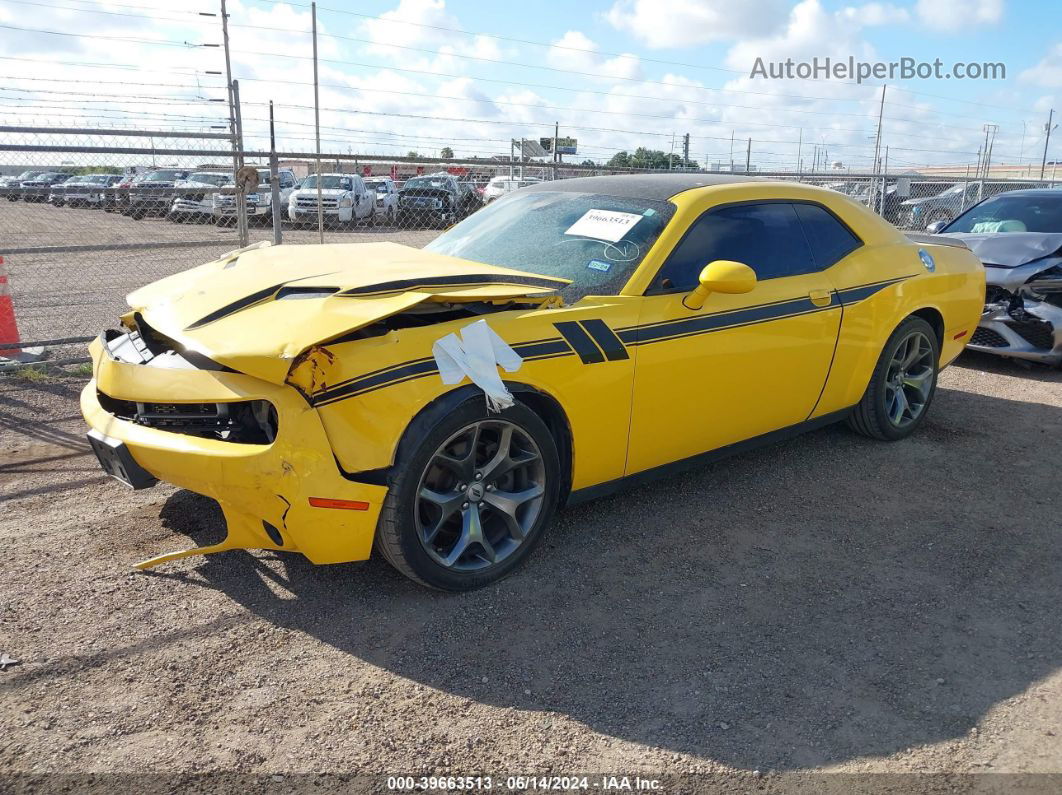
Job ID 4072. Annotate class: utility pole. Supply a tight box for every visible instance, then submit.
[220,0,247,246]
[312,1,324,243]
[745,137,752,173]
[796,128,802,173]
[268,100,282,245]
[872,85,886,177]
[729,130,734,172]
[1042,109,1056,180]
[983,124,998,179]
[553,121,559,164]
[682,133,690,169]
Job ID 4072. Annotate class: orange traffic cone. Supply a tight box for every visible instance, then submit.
[0,256,22,359]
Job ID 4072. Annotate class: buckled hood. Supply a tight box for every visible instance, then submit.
[127,241,569,383]
[943,232,1062,268]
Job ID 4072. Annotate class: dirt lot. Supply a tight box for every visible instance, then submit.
[1,349,1060,791]
[0,200,437,347]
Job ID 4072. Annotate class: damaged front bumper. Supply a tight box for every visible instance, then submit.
[969,291,1062,366]
[81,336,387,569]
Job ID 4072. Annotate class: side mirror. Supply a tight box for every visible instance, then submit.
[683,260,757,311]
[926,220,946,234]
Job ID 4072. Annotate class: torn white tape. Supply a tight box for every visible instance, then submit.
[432,319,523,412]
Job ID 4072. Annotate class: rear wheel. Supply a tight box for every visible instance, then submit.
[847,316,939,441]
[374,400,560,591]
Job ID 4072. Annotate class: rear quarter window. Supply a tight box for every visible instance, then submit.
[792,203,862,268]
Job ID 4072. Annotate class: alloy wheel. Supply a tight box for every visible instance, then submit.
[415,420,546,572]
[884,330,935,428]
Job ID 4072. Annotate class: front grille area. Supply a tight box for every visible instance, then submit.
[1009,319,1055,350]
[970,327,1009,347]
[295,197,338,209]
[97,392,278,444]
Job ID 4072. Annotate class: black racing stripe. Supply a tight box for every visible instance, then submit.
[312,358,440,406]
[511,338,572,358]
[633,305,832,347]
[185,282,286,330]
[314,355,436,396]
[836,276,913,304]
[554,321,605,364]
[579,318,629,361]
[337,274,569,296]
[633,295,822,344]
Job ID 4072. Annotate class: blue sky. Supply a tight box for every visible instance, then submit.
[0,0,1059,172]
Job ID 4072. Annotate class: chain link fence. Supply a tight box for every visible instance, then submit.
[1,124,1060,368]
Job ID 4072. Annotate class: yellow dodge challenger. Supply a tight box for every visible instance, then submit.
[82,174,984,590]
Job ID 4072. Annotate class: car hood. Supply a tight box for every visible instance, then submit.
[400,187,455,199]
[127,241,569,384]
[942,232,1062,268]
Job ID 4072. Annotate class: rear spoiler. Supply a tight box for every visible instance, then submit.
[905,232,969,250]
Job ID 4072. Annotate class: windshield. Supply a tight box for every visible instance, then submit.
[79,174,116,184]
[424,190,674,299]
[17,171,41,180]
[366,181,389,193]
[143,170,186,181]
[188,172,229,186]
[300,175,352,190]
[944,193,1062,234]
[404,176,452,191]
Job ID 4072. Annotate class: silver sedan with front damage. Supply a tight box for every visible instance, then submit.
[933,189,1062,366]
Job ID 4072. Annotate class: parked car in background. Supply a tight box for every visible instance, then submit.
[899,181,1042,229]
[1,170,43,200]
[287,173,373,227]
[48,175,80,206]
[397,172,477,228]
[50,174,122,207]
[482,175,543,203]
[213,167,297,225]
[169,171,229,223]
[364,176,398,225]
[19,172,74,203]
[104,173,141,213]
[127,168,192,219]
[934,189,1062,366]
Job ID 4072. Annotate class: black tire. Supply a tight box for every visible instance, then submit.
[374,398,561,591]
[847,316,940,441]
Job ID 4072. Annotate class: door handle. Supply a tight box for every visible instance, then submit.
[808,289,834,307]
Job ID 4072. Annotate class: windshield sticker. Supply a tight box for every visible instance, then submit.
[587,260,612,272]
[564,209,643,243]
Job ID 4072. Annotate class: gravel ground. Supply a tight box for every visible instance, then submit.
[0,349,1060,792]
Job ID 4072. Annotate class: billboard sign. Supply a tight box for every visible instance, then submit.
[540,137,578,155]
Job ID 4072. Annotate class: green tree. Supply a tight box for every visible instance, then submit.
[606,151,631,168]
[580,159,597,167]
[407,150,420,158]
[440,147,454,159]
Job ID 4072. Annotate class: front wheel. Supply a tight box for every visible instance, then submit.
[847,316,939,441]
[374,400,560,591]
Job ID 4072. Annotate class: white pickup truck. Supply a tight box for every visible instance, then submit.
[212,168,298,225]
[287,173,374,227]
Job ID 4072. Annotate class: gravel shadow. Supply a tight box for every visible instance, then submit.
[156,386,1061,771]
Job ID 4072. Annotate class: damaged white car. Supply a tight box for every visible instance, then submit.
[933,189,1062,366]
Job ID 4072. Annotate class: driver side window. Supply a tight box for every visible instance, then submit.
[650,202,815,293]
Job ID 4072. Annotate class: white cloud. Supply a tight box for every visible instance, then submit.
[1021,43,1062,88]
[605,0,791,49]
[914,0,1003,32]
[547,31,642,81]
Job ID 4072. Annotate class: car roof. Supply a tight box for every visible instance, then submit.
[977,188,1062,198]
[525,173,762,201]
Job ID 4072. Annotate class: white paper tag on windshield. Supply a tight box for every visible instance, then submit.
[564,209,643,243]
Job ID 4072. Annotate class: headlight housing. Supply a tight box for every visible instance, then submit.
[339,196,352,208]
